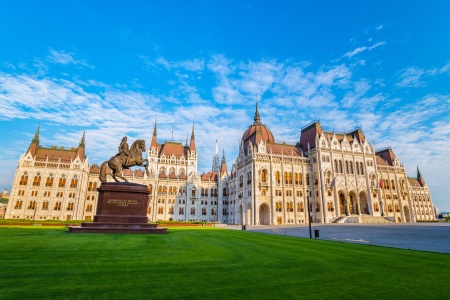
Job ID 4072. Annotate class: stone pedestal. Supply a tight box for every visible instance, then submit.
[69,182,167,234]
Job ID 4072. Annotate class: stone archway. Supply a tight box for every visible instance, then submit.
[349,192,357,215]
[339,193,346,215]
[360,192,369,215]
[259,203,270,225]
[403,206,411,222]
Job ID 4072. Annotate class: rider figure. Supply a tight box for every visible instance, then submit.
[118,136,130,168]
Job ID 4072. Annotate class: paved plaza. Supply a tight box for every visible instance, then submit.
[243,223,450,254]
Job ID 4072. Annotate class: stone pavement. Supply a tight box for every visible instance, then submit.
[242,223,450,254]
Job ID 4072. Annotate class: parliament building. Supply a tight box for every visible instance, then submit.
[5,106,436,224]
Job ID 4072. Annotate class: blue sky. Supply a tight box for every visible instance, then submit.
[1,1,449,211]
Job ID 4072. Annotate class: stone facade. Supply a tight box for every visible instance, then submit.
[5,107,436,224]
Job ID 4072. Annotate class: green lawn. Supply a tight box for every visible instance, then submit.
[0,227,449,299]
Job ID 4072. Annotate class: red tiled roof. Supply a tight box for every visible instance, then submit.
[90,164,100,174]
[408,178,422,187]
[135,169,144,177]
[300,122,322,150]
[35,147,79,163]
[159,142,186,158]
[201,172,218,181]
[267,142,303,157]
[375,156,388,166]
[376,148,396,166]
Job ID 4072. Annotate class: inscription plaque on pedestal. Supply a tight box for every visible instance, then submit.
[69,182,167,234]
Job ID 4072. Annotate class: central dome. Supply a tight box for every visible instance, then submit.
[242,103,275,149]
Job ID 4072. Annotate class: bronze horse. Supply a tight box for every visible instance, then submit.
[99,139,150,183]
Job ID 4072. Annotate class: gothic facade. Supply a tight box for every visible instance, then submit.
[5,107,435,224]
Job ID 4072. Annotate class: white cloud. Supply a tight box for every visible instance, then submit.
[396,67,426,88]
[344,41,386,58]
[47,49,94,68]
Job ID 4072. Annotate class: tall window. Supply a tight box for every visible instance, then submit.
[14,200,23,209]
[27,201,36,210]
[202,208,207,215]
[33,173,41,186]
[297,202,304,212]
[70,176,78,188]
[67,202,74,211]
[54,202,62,211]
[158,207,164,214]
[179,207,184,215]
[261,169,267,183]
[287,202,294,212]
[276,201,282,212]
[58,175,66,188]
[19,173,28,185]
[42,201,49,210]
[45,175,54,187]
[190,207,195,215]
[275,172,280,185]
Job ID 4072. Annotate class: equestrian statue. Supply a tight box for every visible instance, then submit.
[99,137,150,183]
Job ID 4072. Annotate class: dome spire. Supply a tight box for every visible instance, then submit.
[254,101,261,124]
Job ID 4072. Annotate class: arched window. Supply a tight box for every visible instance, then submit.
[287,202,293,212]
[42,201,49,210]
[222,188,227,196]
[339,161,343,173]
[27,201,36,210]
[391,180,396,190]
[70,176,78,188]
[14,200,23,209]
[276,201,282,212]
[46,175,54,187]
[327,202,334,212]
[148,184,153,193]
[275,172,280,185]
[284,172,288,184]
[306,174,310,186]
[19,173,28,185]
[261,169,268,183]
[360,162,365,175]
[191,187,196,197]
[58,175,66,188]
[33,173,41,186]
[288,172,292,184]
[86,204,93,212]
[334,160,339,172]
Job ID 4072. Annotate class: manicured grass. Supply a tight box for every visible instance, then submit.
[0,227,449,299]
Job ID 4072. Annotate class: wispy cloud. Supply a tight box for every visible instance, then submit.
[47,49,94,69]
[344,41,386,58]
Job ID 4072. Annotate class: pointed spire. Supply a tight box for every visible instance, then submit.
[212,140,220,172]
[151,118,157,148]
[189,123,196,153]
[417,166,425,186]
[220,149,228,176]
[28,125,40,157]
[79,131,86,148]
[254,101,261,124]
[32,125,40,144]
[77,131,86,159]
